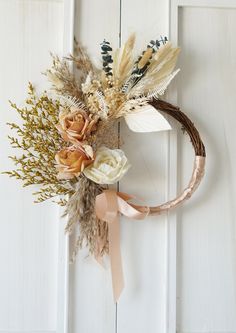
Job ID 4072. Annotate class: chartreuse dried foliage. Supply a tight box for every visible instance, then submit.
[4,83,72,204]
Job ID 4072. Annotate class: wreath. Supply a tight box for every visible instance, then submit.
[4,35,206,300]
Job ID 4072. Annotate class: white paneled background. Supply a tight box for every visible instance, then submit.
[0,1,236,333]
[177,4,236,332]
[0,0,64,332]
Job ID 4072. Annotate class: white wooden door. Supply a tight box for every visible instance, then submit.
[171,1,236,332]
[0,0,64,332]
[67,1,170,333]
[66,0,236,333]
[1,0,236,333]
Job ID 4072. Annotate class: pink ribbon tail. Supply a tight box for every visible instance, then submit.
[95,190,149,302]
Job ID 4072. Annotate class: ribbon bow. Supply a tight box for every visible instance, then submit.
[95,190,149,301]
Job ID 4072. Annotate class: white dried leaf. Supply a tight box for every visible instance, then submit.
[124,104,171,133]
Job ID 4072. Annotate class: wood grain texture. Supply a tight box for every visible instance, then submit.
[0,0,63,331]
[118,1,170,333]
[2,1,236,332]
[67,1,120,333]
[57,2,75,333]
[177,5,236,333]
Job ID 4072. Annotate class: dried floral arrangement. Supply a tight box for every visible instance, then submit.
[4,35,206,300]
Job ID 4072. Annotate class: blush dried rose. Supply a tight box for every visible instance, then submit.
[56,107,97,146]
[55,146,93,180]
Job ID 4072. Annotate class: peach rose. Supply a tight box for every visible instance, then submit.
[56,107,97,146]
[55,146,93,180]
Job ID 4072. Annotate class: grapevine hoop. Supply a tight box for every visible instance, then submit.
[148,98,206,215]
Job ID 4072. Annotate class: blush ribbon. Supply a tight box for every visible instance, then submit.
[95,190,149,302]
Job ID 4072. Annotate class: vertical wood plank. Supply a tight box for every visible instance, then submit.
[118,1,170,333]
[176,5,236,333]
[0,0,64,331]
[57,2,75,333]
[68,1,120,332]
[167,3,180,332]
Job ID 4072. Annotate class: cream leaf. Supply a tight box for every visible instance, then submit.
[124,104,171,133]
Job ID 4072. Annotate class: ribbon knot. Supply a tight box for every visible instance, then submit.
[95,190,149,302]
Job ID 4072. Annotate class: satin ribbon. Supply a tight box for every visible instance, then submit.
[95,190,149,302]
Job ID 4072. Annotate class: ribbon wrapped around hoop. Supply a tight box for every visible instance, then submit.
[95,190,149,301]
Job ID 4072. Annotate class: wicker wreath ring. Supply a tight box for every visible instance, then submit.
[146,98,206,215]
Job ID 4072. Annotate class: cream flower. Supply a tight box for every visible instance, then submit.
[83,147,130,184]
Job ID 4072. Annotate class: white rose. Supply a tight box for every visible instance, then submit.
[83,146,130,184]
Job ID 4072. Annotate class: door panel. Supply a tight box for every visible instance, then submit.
[5,2,236,332]
[0,0,64,331]
[119,1,169,333]
[68,1,120,333]
[177,5,236,333]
